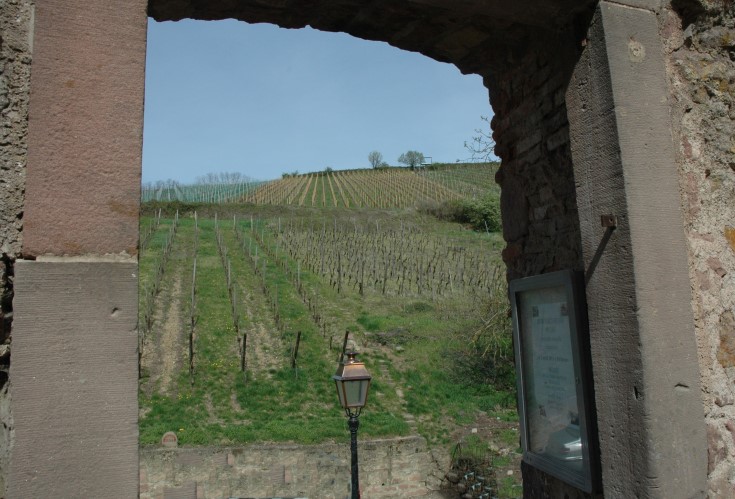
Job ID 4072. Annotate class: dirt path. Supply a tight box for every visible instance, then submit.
[159,275,184,395]
[140,274,184,399]
[240,290,283,379]
[375,355,419,433]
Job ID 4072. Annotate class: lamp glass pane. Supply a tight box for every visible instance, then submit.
[334,380,346,407]
[344,379,364,407]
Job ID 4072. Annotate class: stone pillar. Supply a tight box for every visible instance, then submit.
[8,0,147,497]
[566,1,707,497]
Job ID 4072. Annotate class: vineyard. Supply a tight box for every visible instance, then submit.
[137,206,516,456]
[245,163,499,208]
[140,162,499,208]
[141,180,264,204]
[415,163,499,200]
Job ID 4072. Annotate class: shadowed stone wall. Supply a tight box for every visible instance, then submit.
[490,38,583,280]
[490,31,590,499]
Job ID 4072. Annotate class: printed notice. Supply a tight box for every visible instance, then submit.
[519,290,581,466]
[530,302,575,431]
[511,271,595,490]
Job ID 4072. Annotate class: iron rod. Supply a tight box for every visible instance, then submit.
[349,414,360,499]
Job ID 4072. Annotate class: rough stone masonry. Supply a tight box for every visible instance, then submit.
[139,437,444,499]
[0,0,33,494]
[662,1,735,496]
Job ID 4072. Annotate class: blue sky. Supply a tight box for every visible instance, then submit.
[142,19,493,183]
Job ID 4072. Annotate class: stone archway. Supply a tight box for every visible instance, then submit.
[5,1,707,497]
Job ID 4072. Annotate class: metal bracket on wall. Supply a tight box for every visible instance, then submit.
[585,215,618,285]
[600,214,618,228]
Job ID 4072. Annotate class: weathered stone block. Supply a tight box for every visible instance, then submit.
[8,261,138,498]
[567,2,707,496]
[22,0,147,257]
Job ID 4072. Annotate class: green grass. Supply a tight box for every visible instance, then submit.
[139,205,516,449]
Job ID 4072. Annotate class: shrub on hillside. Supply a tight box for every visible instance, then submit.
[416,199,464,221]
[418,192,501,232]
[449,277,515,390]
[457,193,501,232]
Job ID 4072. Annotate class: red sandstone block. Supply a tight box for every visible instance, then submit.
[23,0,147,257]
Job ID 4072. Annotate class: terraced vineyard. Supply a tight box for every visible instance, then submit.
[416,163,499,200]
[137,206,516,454]
[245,163,498,208]
[140,163,499,208]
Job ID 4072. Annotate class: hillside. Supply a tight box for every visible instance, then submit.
[139,206,512,437]
[137,193,520,495]
[246,163,499,208]
[141,163,500,208]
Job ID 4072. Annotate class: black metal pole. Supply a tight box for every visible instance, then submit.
[349,414,360,499]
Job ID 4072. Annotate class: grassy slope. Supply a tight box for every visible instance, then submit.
[139,206,516,450]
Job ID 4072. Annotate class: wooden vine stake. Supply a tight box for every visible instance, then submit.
[190,257,197,385]
[241,333,248,376]
[340,330,350,363]
[291,331,302,370]
[190,211,199,385]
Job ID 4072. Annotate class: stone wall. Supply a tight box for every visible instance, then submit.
[139,436,445,499]
[490,37,584,280]
[5,1,145,497]
[490,31,595,499]
[662,1,735,496]
[566,3,709,496]
[0,0,30,258]
[0,0,32,495]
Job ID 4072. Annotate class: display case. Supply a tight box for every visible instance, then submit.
[509,270,600,492]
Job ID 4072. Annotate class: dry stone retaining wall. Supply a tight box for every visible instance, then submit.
[140,436,445,499]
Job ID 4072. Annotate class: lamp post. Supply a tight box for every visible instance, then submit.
[333,351,372,499]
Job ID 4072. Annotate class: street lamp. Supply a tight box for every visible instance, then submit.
[333,351,372,499]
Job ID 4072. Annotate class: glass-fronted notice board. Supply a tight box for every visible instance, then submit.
[509,270,600,492]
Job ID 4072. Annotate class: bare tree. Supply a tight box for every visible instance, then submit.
[368,151,383,169]
[464,116,496,162]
